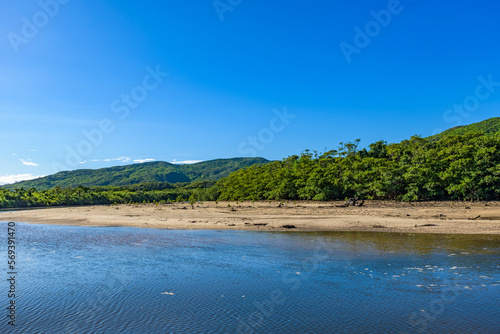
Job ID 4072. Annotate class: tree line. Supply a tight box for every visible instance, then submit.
[216,132,500,202]
[0,182,219,209]
[2,132,499,209]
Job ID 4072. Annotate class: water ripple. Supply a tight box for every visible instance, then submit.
[0,223,499,333]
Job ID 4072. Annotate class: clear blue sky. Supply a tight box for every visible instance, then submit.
[1,0,500,184]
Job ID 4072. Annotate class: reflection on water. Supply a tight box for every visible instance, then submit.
[1,223,499,333]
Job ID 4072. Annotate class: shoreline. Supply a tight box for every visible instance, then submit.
[1,201,500,235]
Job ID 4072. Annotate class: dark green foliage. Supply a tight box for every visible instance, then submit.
[216,132,500,202]
[0,182,220,209]
[4,158,269,190]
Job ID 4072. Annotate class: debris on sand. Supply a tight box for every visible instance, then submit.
[282,225,297,229]
[336,197,365,207]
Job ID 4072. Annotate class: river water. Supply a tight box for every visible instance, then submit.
[1,222,499,333]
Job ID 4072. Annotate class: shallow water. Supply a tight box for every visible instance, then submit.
[0,223,499,333]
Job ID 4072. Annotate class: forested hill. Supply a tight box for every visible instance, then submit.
[427,117,500,141]
[3,118,500,208]
[4,158,269,190]
[216,118,500,202]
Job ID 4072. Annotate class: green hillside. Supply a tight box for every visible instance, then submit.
[428,117,500,141]
[217,131,500,202]
[4,158,269,190]
[3,118,500,208]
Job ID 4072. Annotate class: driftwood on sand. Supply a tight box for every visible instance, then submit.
[336,197,365,208]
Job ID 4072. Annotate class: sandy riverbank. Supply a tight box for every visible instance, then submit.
[1,200,500,234]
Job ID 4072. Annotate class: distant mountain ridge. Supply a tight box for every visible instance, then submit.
[428,117,500,141]
[4,158,269,190]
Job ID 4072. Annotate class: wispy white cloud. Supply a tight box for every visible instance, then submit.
[170,160,203,164]
[134,158,155,163]
[80,160,87,164]
[11,153,17,156]
[20,159,39,167]
[114,157,131,163]
[0,174,45,185]
[97,157,131,163]
[28,149,39,152]
[90,157,152,164]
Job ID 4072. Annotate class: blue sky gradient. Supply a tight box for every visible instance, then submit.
[1,0,500,183]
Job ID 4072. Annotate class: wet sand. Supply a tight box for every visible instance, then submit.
[1,200,500,234]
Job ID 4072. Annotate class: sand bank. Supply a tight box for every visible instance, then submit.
[1,201,500,234]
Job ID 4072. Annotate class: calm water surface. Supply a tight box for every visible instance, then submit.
[0,222,499,333]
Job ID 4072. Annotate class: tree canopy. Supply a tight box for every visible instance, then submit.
[216,132,500,202]
[3,128,500,209]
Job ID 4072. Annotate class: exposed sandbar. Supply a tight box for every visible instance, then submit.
[1,201,500,234]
